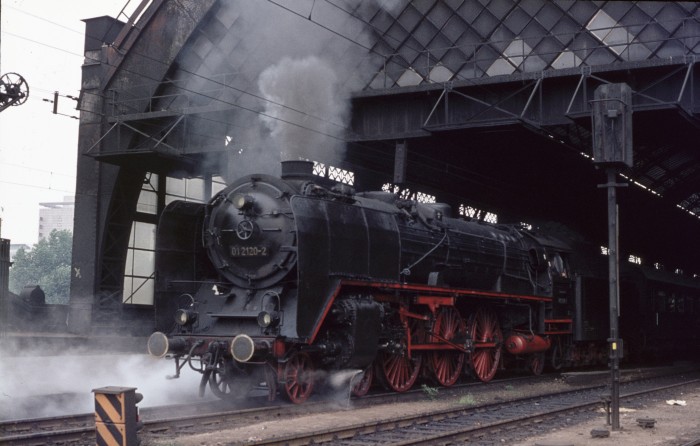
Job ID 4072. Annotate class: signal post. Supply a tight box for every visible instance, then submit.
[592,82,633,431]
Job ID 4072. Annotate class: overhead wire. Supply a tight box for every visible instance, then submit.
[4,0,410,138]
[5,25,347,143]
[18,35,463,198]
[2,9,366,159]
[3,5,347,133]
[0,160,75,178]
[0,179,74,194]
[2,2,494,191]
[321,0,470,82]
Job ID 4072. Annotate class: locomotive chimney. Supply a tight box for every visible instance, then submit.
[281,160,314,180]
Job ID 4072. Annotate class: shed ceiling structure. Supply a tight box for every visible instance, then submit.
[70,0,700,334]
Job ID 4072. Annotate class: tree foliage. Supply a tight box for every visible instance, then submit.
[9,229,73,304]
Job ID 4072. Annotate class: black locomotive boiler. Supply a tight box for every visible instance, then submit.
[147,160,699,403]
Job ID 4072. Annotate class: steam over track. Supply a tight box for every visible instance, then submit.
[3,368,700,446]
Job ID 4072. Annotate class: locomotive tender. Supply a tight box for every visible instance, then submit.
[147,160,698,403]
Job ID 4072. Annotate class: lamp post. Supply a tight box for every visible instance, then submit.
[591,83,633,431]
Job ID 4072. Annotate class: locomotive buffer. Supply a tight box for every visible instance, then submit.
[592,82,633,431]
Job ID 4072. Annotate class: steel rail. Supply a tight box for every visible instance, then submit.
[389,378,700,446]
[243,376,700,446]
[2,371,696,445]
[0,373,565,445]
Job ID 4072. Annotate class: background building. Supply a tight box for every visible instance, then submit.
[38,197,74,240]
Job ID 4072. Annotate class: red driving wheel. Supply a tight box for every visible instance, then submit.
[528,352,545,376]
[467,307,502,382]
[429,306,466,387]
[283,352,315,403]
[378,317,424,392]
[351,365,374,397]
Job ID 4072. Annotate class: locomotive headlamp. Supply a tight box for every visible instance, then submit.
[232,193,254,210]
[257,310,280,328]
[175,308,197,326]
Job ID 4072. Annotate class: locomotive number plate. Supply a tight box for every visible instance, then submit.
[230,245,269,257]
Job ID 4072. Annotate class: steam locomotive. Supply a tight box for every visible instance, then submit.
[147,160,700,403]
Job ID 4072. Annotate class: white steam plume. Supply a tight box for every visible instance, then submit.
[257,55,350,165]
[0,349,207,420]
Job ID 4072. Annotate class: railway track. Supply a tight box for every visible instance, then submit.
[0,373,554,445]
[0,398,279,446]
[1,371,697,445]
[242,375,700,446]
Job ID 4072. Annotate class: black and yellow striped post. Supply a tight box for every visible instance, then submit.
[93,386,143,446]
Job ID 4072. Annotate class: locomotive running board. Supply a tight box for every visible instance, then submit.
[307,278,552,345]
[339,279,552,303]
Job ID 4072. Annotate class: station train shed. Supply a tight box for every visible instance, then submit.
[51,0,700,336]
